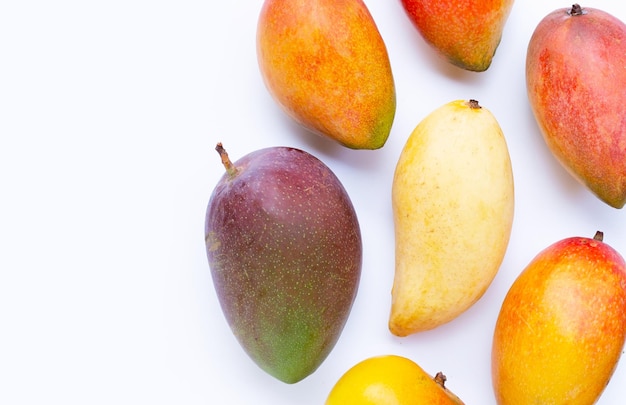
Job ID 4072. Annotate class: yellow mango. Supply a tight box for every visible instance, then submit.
[389,99,514,336]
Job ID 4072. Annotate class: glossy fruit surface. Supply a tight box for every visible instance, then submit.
[526,4,626,208]
[400,0,514,71]
[257,0,396,149]
[325,355,464,405]
[492,232,626,404]
[205,144,362,383]
[390,100,514,336]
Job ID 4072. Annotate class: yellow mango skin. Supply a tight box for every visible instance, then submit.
[390,100,514,336]
[325,355,465,405]
[492,235,626,405]
[257,0,396,149]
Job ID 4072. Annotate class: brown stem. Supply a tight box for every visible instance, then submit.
[593,231,604,242]
[467,99,481,109]
[569,4,585,16]
[434,372,465,404]
[215,142,238,177]
[434,372,447,387]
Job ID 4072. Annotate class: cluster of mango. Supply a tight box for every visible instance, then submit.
[206,1,626,404]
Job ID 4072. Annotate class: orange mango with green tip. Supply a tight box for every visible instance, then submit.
[256,0,396,149]
[400,0,514,72]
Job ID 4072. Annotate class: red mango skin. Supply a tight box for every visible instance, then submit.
[526,5,626,208]
[205,146,362,384]
[400,0,514,72]
[257,0,396,149]
[492,234,626,404]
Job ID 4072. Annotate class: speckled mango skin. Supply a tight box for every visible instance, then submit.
[492,235,626,404]
[256,0,396,149]
[205,147,362,384]
[389,100,514,336]
[401,0,514,72]
[526,6,626,209]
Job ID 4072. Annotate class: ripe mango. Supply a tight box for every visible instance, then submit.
[526,4,626,208]
[492,231,626,404]
[256,0,396,149]
[400,0,514,71]
[205,144,362,383]
[326,355,465,404]
[389,100,514,336]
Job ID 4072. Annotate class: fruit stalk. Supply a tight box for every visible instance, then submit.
[569,4,585,16]
[215,142,238,177]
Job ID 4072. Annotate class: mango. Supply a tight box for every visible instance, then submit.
[492,231,626,404]
[389,100,514,336]
[400,0,514,71]
[256,0,396,149]
[526,4,626,208]
[205,144,362,383]
[326,355,465,405]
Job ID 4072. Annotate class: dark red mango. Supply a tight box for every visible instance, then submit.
[205,144,362,383]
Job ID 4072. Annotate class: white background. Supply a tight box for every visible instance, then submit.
[2,1,626,404]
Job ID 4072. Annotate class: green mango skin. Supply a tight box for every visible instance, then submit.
[205,146,362,384]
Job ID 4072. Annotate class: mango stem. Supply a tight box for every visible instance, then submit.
[569,4,585,16]
[434,372,447,388]
[467,99,481,109]
[215,143,238,177]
